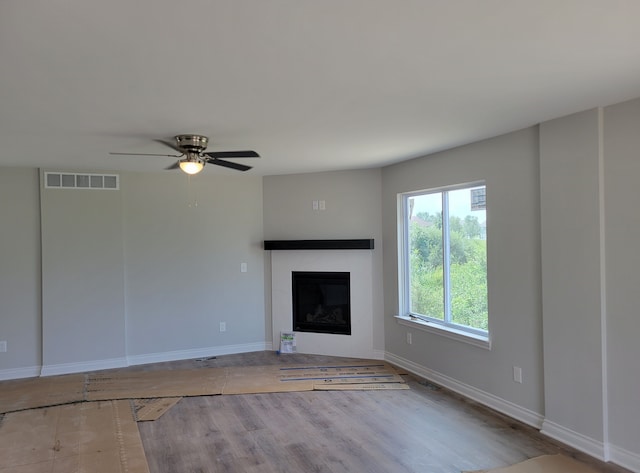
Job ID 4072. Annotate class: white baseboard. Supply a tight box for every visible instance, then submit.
[384,351,544,429]
[127,342,270,367]
[542,421,640,471]
[540,419,607,460]
[610,444,640,473]
[0,365,41,381]
[41,357,128,377]
[1,343,273,380]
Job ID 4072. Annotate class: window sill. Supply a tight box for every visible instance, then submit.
[394,315,491,350]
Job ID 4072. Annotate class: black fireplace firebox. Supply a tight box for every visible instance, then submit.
[292,271,351,335]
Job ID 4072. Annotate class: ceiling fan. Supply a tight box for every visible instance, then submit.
[110,134,260,174]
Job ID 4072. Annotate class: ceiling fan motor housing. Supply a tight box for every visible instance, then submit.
[175,134,209,152]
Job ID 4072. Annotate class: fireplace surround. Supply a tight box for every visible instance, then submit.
[267,239,374,358]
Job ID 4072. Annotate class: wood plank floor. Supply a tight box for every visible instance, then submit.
[130,351,630,473]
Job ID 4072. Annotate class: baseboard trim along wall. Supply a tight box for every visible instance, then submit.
[542,420,640,472]
[6,343,271,380]
[384,352,545,429]
[609,445,640,473]
[0,365,42,381]
[541,419,606,460]
[127,342,270,367]
[40,357,129,377]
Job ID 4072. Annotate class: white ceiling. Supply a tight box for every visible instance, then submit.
[1,1,640,176]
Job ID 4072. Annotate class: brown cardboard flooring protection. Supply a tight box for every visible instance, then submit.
[0,374,85,414]
[131,397,182,422]
[0,361,407,414]
[314,382,410,390]
[465,454,603,473]
[222,362,404,394]
[87,368,227,401]
[222,365,315,394]
[278,362,404,384]
[0,400,149,473]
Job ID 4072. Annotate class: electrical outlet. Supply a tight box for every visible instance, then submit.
[406,332,412,345]
[513,366,522,383]
[319,200,326,210]
[240,262,247,273]
[0,341,6,352]
[312,200,319,210]
[219,322,226,333]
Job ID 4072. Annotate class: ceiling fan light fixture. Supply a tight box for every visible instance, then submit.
[110,134,259,173]
[179,156,204,175]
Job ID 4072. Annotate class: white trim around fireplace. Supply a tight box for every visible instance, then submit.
[271,249,375,359]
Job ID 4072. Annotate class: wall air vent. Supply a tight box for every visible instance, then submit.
[45,172,119,190]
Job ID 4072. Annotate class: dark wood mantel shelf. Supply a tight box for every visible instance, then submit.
[263,239,374,250]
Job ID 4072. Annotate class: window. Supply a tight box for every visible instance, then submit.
[400,182,488,340]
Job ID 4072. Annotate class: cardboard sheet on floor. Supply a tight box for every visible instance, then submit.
[0,374,85,414]
[0,400,149,473]
[0,361,408,415]
[314,382,410,390]
[222,365,315,394]
[223,362,405,394]
[464,454,602,473]
[284,362,404,385]
[131,397,182,422]
[86,368,227,401]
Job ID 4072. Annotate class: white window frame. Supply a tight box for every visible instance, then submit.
[396,181,490,349]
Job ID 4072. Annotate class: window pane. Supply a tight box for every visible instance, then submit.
[408,193,444,320]
[448,187,488,330]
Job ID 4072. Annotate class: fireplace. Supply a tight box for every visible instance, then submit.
[292,271,351,335]
[268,242,375,358]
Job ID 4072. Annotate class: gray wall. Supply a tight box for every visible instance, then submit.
[381,128,544,417]
[1,169,265,377]
[539,109,606,449]
[40,170,127,372]
[263,169,384,351]
[122,172,265,360]
[538,102,640,465]
[603,98,640,458]
[0,168,41,375]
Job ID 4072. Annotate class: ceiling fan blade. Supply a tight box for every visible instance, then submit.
[110,152,182,157]
[154,139,185,154]
[165,161,181,170]
[204,150,260,159]
[207,158,252,172]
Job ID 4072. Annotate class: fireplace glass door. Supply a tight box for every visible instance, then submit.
[292,271,351,335]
